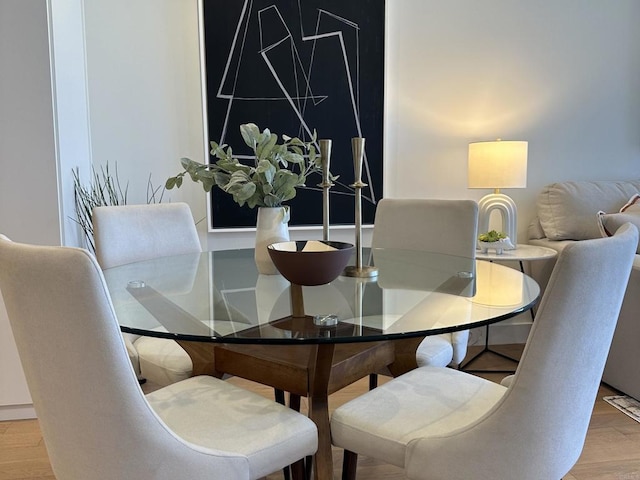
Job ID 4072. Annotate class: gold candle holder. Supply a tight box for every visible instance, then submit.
[343,137,378,278]
[318,139,334,241]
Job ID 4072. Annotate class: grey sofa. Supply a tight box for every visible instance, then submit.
[528,180,640,400]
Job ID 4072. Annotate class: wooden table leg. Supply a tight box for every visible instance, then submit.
[307,343,335,480]
[175,340,223,378]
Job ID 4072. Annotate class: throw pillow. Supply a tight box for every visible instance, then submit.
[620,193,640,212]
[598,211,640,253]
[622,200,640,214]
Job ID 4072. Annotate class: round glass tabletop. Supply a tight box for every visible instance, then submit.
[103,247,540,344]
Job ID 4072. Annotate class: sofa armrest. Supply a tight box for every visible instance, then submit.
[603,256,640,399]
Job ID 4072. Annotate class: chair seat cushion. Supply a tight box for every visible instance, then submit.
[146,375,317,480]
[135,336,192,386]
[415,335,454,368]
[331,366,506,468]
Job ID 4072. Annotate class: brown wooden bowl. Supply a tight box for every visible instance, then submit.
[267,240,354,286]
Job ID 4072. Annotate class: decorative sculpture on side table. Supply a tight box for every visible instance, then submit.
[477,230,515,255]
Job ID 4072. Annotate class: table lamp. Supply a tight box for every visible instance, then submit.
[468,139,528,247]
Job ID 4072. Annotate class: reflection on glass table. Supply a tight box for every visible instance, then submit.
[104,248,538,343]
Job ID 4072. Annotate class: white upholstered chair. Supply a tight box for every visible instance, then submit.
[0,236,317,480]
[372,198,478,370]
[331,223,638,480]
[93,202,201,386]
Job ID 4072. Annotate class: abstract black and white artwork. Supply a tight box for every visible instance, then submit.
[201,0,385,229]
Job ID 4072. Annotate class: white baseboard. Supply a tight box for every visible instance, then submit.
[0,403,36,421]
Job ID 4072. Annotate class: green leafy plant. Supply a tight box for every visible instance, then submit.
[478,230,508,242]
[166,123,336,208]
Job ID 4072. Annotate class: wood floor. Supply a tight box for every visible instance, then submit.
[2,344,640,480]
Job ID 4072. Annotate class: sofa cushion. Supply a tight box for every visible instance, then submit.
[537,181,640,240]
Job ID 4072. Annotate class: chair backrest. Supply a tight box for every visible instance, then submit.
[0,237,248,479]
[371,198,478,258]
[372,198,478,366]
[406,223,638,480]
[93,202,201,269]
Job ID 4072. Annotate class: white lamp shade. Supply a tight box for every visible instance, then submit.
[468,140,528,189]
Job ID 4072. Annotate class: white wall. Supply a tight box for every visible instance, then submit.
[49,0,95,247]
[0,1,60,245]
[83,0,208,238]
[385,1,640,243]
[0,0,59,420]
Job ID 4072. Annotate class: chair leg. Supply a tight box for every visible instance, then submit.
[289,393,301,412]
[274,389,291,480]
[369,373,378,390]
[305,455,313,480]
[281,460,291,480]
[285,394,311,478]
[290,458,307,480]
[342,450,358,480]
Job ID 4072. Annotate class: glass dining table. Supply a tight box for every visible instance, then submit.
[104,247,539,480]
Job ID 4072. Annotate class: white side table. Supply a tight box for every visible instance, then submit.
[461,244,558,373]
[475,244,558,264]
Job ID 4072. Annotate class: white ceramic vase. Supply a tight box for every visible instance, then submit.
[255,206,290,275]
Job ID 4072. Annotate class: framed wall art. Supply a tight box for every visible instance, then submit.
[201,0,385,229]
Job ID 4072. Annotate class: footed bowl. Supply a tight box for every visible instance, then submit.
[267,240,354,286]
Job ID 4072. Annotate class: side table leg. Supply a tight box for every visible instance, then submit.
[460,257,532,373]
[460,322,521,374]
[520,260,536,322]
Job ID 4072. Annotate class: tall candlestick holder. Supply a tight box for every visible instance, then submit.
[343,137,378,278]
[318,139,333,241]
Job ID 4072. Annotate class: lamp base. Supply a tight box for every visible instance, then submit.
[477,193,518,247]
